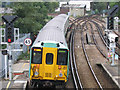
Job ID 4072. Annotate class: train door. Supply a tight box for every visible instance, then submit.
[43,47,57,80]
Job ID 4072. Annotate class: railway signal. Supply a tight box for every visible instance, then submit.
[107,17,114,30]
[6,24,14,43]
[107,5,119,30]
[105,5,119,66]
[108,5,119,17]
[2,15,18,43]
[1,15,23,81]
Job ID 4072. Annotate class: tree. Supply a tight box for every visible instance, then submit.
[8,2,59,34]
[91,2,107,14]
[44,2,59,13]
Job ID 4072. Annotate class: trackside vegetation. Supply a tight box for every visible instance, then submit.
[8,2,59,34]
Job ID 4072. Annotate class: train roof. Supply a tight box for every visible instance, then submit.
[42,14,68,33]
[33,14,69,47]
[34,27,66,45]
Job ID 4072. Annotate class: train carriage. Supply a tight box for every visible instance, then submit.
[29,14,69,87]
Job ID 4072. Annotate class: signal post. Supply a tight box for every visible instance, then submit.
[1,15,23,80]
[2,15,17,80]
[105,5,119,66]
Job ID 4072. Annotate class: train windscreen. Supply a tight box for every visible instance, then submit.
[57,49,68,65]
[31,48,42,64]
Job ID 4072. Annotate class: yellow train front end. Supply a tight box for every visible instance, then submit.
[29,46,69,87]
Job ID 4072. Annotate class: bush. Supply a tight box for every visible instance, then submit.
[18,51,30,60]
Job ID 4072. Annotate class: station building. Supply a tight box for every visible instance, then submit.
[60,4,86,17]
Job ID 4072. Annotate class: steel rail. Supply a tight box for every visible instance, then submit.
[69,15,104,89]
[70,31,78,89]
[81,21,103,90]
[70,31,83,90]
[88,22,109,59]
[72,31,83,90]
[69,17,87,90]
[91,20,120,57]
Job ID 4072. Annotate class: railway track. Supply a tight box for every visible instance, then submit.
[89,22,108,59]
[80,21,103,89]
[72,15,118,88]
[69,22,103,89]
[68,15,119,89]
[69,16,103,89]
[90,20,120,57]
[69,17,86,90]
[69,16,98,89]
[82,20,118,88]
[91,17,120,49]
[69,16,104,89]
[69,31,83,90]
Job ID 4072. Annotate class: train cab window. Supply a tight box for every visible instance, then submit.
[32,48,42,64]
[57,49,68,65]
[46,53,53,64]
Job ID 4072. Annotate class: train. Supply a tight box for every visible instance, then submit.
[29,14,69,87]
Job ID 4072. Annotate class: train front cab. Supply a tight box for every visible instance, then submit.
[29,46,69,86]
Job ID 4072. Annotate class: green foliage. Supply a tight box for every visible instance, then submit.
[109,2,117,7]
[91,2,120,24]
[18,51,30,60]
[44,2,59,13]
[91,2,107,14]
[9,2,59,34]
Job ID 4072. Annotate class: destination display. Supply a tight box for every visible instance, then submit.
[34,49,41,52]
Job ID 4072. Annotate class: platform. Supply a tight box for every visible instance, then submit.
[13,62,29,75]
[1,60,29,89]
[11,80,27,89]
[101,62,120,88]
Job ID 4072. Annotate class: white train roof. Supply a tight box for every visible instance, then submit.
[33,14,69,47]
[42,14,68,33]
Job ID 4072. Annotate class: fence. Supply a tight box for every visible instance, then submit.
[0,33,30,78]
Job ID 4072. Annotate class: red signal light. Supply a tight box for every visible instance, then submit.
[8,39,11,43]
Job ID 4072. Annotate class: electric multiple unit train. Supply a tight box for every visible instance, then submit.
[29,14,69,87]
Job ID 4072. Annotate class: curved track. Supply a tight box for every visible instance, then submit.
[80,21,103,89]
[69,15,118,89]
[70,31,83,90]
[90,18,120,57]
[69,16,103,89]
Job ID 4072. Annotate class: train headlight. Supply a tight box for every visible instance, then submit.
[34,71,38,76]
[59,73,63,77]
[34,69,39,77]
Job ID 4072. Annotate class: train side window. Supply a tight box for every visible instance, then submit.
[32,48,42,64]
[57,49,68,65]
[46,53,53,64]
